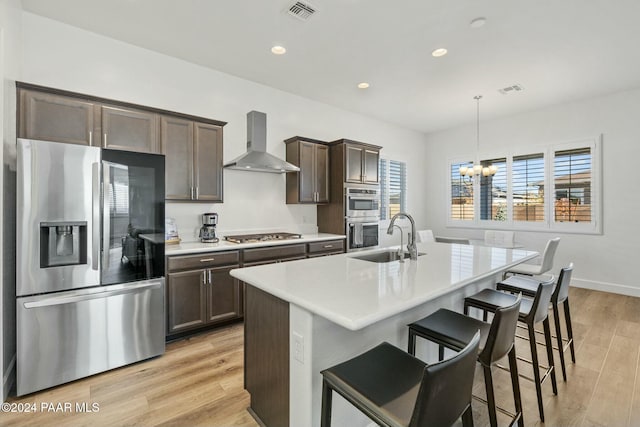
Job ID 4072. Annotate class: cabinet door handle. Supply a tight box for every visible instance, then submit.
[200,258,215,262]
[202,271,206,285]
[208,270,212,285]
[104,133,107,147]
[323,244,334,248]
[190,187,194,200]
[89,131,93,145]
[195,187,199,199]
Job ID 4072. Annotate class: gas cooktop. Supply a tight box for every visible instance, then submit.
[224,232,302,244]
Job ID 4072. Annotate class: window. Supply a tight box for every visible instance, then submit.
[512,154,545,222]
[379,158,407,220]
[479,158,507,222]
[553,147,592,224]
[450,161,474,221]
[447,136,600,233]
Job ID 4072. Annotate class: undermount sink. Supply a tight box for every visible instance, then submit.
[351,250,426,263]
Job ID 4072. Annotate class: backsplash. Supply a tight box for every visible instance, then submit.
[166,202,318,242]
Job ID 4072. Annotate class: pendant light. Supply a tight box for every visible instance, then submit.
[459,95,497,178]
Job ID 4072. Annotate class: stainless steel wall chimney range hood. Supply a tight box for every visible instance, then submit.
[223,111,300,173]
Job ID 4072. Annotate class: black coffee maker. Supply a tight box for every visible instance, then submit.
[199,213,219,243]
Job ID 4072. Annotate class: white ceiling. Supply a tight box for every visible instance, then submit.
[20,0,640,134]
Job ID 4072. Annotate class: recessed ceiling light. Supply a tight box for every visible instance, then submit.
[357,82,370,89]
[271,45,287,55]
[470,17,487,28]
[431,48,448,58]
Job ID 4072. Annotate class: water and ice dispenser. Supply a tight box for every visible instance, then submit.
[40,221,87,267]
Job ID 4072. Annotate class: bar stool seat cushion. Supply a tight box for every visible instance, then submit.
[409,308,491,352]
[507,262,548,276]
[321,342,426,427]
[497,275,554,298]
[465,289,533,316]
[497,275,540,296]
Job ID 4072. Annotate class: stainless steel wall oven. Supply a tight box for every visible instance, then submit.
[345,186,380,218]
[346,218,379,251]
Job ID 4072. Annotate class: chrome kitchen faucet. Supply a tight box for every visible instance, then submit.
[387,212,418,261]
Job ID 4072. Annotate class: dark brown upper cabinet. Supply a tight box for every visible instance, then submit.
[19,89,96,146]
[18,83,226,202]
[18,87,161,154]
[162,116,223,202]
[101,105,159,153]
[285,136,330,204]
[331,139,381,184]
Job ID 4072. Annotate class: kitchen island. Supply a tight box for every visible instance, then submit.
[230,242,538,427]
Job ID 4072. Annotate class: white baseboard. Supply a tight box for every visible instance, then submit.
[3,353,16,401]
[571,277,640,298]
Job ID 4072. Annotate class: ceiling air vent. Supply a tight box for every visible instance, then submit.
[286,1,317,21]
[498,84,524,95]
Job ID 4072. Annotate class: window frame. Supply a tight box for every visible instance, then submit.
[446,136,602,234]
[549,138,601,234]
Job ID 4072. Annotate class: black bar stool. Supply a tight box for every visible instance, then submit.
[497,264,575,381]
[408,295,523,427]
[320,333,480,427]
[463,281,557,423]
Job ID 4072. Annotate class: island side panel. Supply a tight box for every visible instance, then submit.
[245,285,290,427]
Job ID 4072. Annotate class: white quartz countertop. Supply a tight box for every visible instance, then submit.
[165,233,345,255]
[230,242,538,331]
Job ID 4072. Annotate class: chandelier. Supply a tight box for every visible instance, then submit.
[459,95,498,177]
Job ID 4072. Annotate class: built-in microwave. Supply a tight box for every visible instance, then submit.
[346,218,379,251]
[345,186,380,218]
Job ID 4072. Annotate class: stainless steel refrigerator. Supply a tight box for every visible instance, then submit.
[16,138,166,396]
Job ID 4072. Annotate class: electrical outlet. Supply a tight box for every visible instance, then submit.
[293,332,304,363]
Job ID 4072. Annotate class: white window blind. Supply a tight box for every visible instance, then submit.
[553,147,592,224]
[512,153,545,222]
[479,158,507,222]
[379,158,407,220]
[450,161,474,221]
[110,167,129,215]
[446,136,600,234]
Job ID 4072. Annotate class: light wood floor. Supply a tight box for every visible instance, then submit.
[3,287,640,426]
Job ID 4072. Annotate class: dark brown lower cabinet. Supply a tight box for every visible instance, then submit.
[207,266,240,323]
[166,240,344,339]
[167,269,207,332]
[166,251,241,336]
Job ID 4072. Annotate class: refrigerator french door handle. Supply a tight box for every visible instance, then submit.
[91,162,101,270]
[102,164,111,270]
[22,281,163,309]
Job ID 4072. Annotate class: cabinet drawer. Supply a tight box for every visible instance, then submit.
[242,244,307,264]
[307,239,345,255]
[243,256,307,268]
[168,251,240,272]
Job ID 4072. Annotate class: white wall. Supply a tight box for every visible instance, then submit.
[0,0,22,403]
[20,12,428,242]
[423,88,640,296]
